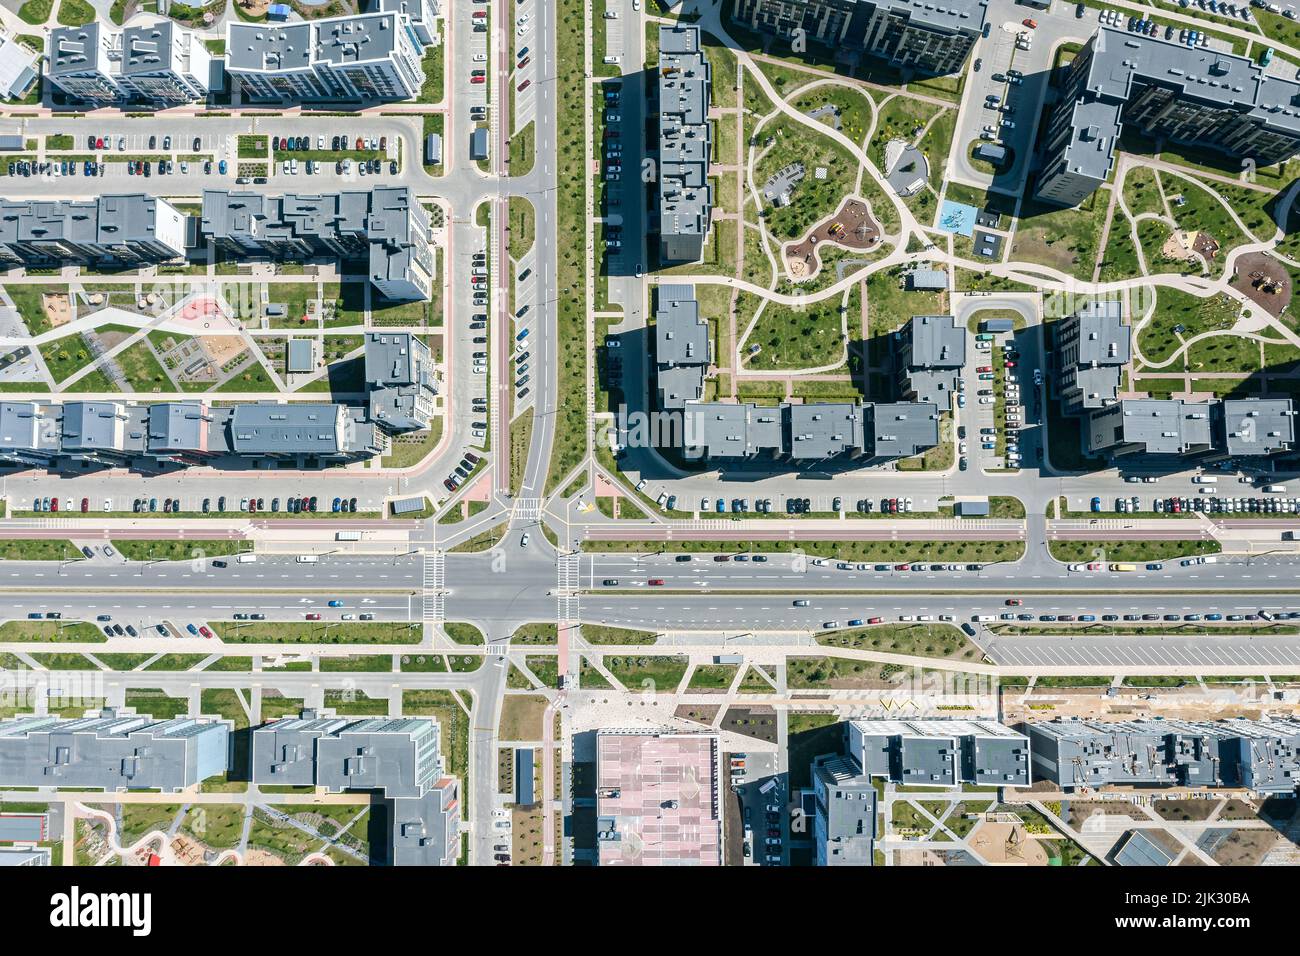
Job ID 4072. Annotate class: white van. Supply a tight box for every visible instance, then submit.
[972,614,996,622]
[235,553,257,564]
[1264,484,1287,493]
[1192,475,1217,484]
[603,55,620,64]
[296,555,320,564]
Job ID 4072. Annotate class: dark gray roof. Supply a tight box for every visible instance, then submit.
[122,21,178,76]
[810,753,876,867]
[1073,298,1129,366]
[658,24,712,260]
[1105,399,1214,455]
[0,194,184,258]
[685,402,785,458]
[227,23,313,73]
[229,403,346,454]
[146,402,211,454]
[655,284,709,366]
[907,269,947,291]
[849,719,1030,787]
[1219,398,1295,456]
[904,314,964,368]
[868,402,938,458]
[313,13,398,66]
[50,23,103,76]
[0,709,230,792]
[60,401,128,453]
[787,402,864,459]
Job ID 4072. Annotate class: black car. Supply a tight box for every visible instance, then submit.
[603,579,619,586]
[149,135,156,149]
[202,498,210,513]
[193,136,202,151]
[217,495,226,510]
[349,497,357,511]
[87,135,97,149]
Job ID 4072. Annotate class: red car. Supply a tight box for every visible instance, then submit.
[648,579,665,586]
[1087,563,1102,571]
[356,137,365,150]
[1005,360,1017,368]
[51,498,58,512]
[80,497,89,513]
[1022,17,1038,28]
[977,365,992,373]
[517,79,531,92]
[518,56,531,69]
[894,564,910,571]
[306,613,322,621]
[1005,598,1022,606]
[867,617,883,625]
[471,75,486,84]
[96,137,103,149]
[472,9,486,16]
[199,626,213,638]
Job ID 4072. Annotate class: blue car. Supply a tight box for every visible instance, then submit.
[1090,496,1102,512]
[332,497,341,512]
[328,600,343,607]
[186,623,199,635]
[218,160,227,175]
[716,498,726,513]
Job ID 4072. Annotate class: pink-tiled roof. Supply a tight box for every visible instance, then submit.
[596,733,721,866]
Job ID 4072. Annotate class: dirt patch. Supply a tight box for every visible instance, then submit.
[499,694,548,741]
[1067,800,1146,827]
[97,328,136,351]
[783,197,881,279]
[1232,251,1293,317]
[242,848,285,866]
[967,820,1050,865]
[1152,798,1218,822]
[1210,828,1279,866]
[674,704,720,726]
[44,292,71,329]
[200,334,246,367]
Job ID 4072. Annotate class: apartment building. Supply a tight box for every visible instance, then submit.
[895,314,966,408]
[0,709,230,792]
[252,710,460,865]
[0,335,436,471]
[1037,27,1300,207]
[731,0,986,75]
[1086,397,1296,460]
[657,25,713,264]
[0,194,188,268]
[363,331,439,432]
[1024,717,1300,793]
[1051,298,1130,415]
[198,187,433,302]
[48,21,211,106]
[226,12,426,104]
[654,284,711,410]
[810,753,877,866]
[847,719,1031,788]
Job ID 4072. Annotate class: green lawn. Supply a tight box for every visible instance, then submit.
[752,115,858,243]
[0,539,81,561]
[57,0,94,26]
[814,622,982,662]
[111,540,251,562]
[116,340,175,393]
[743,287,852,371]
[213,622,422,644]
[1137,288,1239,366]
[17,0,53,24]
[604,655,690,692]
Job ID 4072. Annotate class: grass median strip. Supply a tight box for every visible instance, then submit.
[111,540,251,562]
[212,622,422,644]
[0,540,82,561]
[814,622,983,662]
[580,538,1025,563]
[0,621,103,642]
[1046,539,1221,564]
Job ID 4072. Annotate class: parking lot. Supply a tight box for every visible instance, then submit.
[986,634,1300,669]
[727,750,786,867]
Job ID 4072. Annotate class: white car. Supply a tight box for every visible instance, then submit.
[516,13,530,24]
[474,52,487,61]
[102,498,111,511]
[519,533,530,548]
[517,23,529,35]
